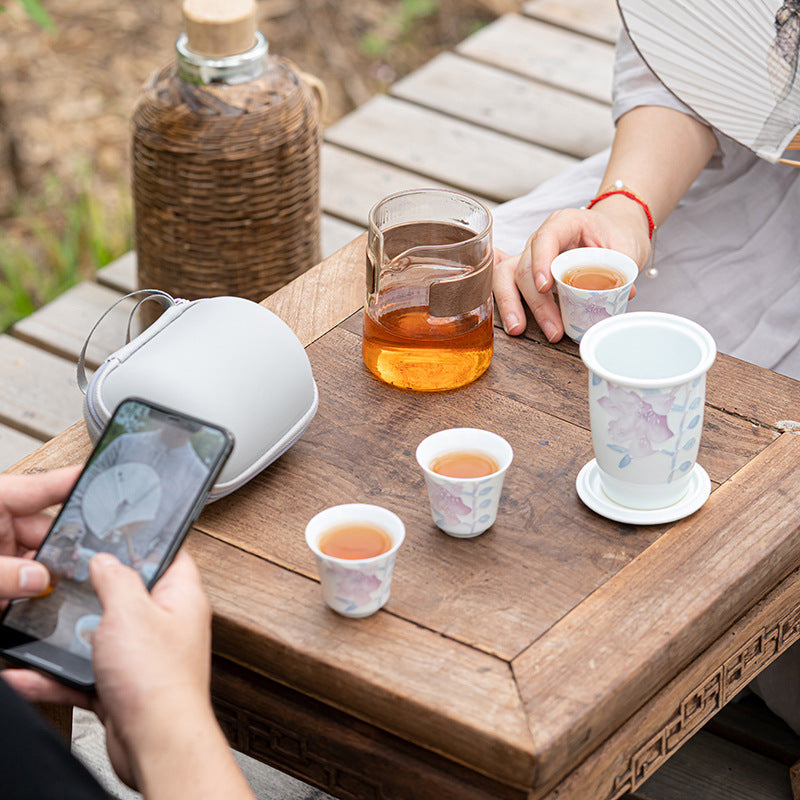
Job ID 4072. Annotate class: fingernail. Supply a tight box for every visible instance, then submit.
[503,313,519,334]
[91,553,118,568]
[543,321,559,342]
[19,564,50,594]
[534,274,548,292]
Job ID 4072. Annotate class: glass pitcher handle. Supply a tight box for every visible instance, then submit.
[429,259,493,318]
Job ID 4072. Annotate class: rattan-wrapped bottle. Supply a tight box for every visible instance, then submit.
[132,0,322,308]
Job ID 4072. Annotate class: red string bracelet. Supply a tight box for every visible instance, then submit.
[586,181,656,240]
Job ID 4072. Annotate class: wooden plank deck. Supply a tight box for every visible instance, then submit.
[2,1,797,798]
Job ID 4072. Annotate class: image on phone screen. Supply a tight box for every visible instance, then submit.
[0,398,232,685]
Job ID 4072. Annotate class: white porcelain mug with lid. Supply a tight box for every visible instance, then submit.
[580,312,716,510]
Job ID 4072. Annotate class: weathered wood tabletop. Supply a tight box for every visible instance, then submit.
[11,233,800,800]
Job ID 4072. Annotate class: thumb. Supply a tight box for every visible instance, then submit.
[89,554,148,612]
[0,557,50,599]
[150,550,209,618]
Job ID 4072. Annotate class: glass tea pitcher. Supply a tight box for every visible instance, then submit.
[363,189,494,392]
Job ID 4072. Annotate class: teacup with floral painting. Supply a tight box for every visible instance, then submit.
[416,428,513,537]
[580,312,716,510]
[305,504,405,618]
[551,247,639,343]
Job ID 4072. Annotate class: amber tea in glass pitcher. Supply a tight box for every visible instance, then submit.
[363,189,494,392]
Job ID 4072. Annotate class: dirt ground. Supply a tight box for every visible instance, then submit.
[0,0,520,219]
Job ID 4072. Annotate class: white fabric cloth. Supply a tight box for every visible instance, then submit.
[492,29,800,381]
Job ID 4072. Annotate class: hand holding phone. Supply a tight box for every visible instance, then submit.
[4,547,256,798]
[0,398,233,689]
[4,548,219,791]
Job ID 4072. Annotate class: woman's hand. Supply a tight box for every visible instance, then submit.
[493,105,718,342]
[493,199,651,342]
[88,550,213,789]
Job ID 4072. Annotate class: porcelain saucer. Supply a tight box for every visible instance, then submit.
[575,459,711,525]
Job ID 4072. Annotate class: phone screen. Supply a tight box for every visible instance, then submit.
[0,398,232,688]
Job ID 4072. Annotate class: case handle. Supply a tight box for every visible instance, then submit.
[77,289,175,394]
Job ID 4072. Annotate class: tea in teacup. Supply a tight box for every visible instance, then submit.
[429,450,499,479]
[305,504,405,617]
[550,247,639,342]
[318,523,393,560]
[416,428,513,537]
[562,265,626,291]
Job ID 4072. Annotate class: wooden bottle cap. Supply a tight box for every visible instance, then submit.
[183,0,257,58]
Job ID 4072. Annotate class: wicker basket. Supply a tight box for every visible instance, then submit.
[132,55,322,307]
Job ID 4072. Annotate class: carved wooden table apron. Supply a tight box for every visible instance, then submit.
[13,236,800,800]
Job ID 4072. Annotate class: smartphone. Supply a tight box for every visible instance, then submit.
[0,397,233,690]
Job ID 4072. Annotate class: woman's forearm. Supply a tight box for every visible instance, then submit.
[597,105,718,227]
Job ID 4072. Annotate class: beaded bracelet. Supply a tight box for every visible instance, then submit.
[586,179,658,277]
[586,180,656,240]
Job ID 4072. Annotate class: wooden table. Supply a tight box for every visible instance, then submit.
[11,234,800,800]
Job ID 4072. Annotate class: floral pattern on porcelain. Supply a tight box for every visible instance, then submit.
[598,384,676,458]
[425,477,501,537]
[318,559,394,617]
[592,372,705,483]
[560,285,631,342]
[431,484,472,526]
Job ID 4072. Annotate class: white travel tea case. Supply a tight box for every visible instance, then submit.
[79,290,318,500]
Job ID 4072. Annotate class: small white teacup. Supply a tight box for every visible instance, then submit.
[551,247,638,342]
[305,504,405,618]
[580,312,716,510]
[416,428,513,537]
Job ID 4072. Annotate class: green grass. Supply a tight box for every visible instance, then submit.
[0,0,55,30]
[0,175,132,331]
[358,0,441,58]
